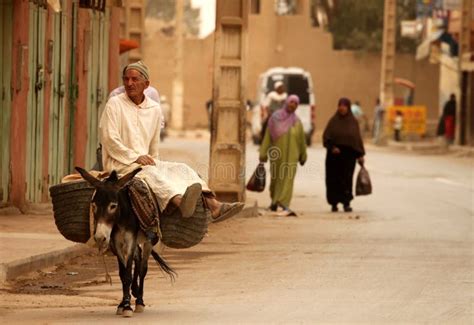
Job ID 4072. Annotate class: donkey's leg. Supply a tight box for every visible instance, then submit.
[135,243,152,313]
[131,247,142,299]
[117,257,134,317]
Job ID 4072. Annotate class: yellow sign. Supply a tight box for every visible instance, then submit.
[386,106,427,135]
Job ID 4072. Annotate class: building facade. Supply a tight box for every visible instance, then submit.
[143,0,440,133]
[0,0,122,210]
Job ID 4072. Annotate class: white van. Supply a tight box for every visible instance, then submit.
[251,67,316,145]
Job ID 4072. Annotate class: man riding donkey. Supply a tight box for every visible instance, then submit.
[99,61,244,243]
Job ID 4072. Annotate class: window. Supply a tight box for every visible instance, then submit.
[79,0,106,12]
[310,0,333,28]
[265,74,310,104]
[286,74,310,104]
[274,0,299,16]
[251,0,260,14]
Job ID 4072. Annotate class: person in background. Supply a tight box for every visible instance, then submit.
[159,95,171,140]
[109,84,160,103]
[351,100,363,118]
[260,81,288,140]
[323,98,365,213]
[393,110,403,142]
[372,98,385,144]
[206,99,213,131]
[437,94,456,144]
[351,100,369,135]
[259,95,307,217]
[109,64,161,102]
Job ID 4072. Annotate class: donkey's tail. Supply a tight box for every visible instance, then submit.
[151,249,177,281]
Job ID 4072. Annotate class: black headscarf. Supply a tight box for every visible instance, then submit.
[323,98,365,156]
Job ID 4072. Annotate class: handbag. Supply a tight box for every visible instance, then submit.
[355,165,372,196]
[246,163,266,192]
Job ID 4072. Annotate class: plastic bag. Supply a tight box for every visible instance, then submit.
[246,163,266,192]
[355,165,372,196]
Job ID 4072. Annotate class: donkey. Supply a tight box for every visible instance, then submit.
[76,167,175,317]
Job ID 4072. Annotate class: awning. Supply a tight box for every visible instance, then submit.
[394,78,415,89]
[119,39,140,54]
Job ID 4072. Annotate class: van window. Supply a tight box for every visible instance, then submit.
[286,74,310,104]
[266,74,310,104]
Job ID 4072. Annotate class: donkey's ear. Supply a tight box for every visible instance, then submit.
[108,170,119,182]
[116,168,142,188]
[75,166,102,188]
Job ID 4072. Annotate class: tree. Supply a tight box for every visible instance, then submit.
[146,0,201,37]
[313,0,417,53]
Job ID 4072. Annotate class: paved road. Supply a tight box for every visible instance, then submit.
[2,138,472,323]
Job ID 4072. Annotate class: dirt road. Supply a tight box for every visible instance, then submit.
[1,139,472,323]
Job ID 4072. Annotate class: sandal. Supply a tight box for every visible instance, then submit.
[268,203,278,212]
[179,183,202,218]
[212,202,245,223]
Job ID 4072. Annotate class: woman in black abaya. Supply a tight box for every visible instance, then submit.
[323,98,365,212]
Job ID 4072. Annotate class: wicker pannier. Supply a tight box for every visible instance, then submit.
[49,180,210,248]
[49,181,94,243]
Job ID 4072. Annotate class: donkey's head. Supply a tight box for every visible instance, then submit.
[75,167,142,252]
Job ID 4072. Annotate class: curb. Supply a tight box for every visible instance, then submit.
[386,140,448,153]
[0,202,260,283]
[0,244,91,283]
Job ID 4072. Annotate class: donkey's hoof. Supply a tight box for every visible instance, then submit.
[134,304,145,313]
[122,308,134,318]
[116,307,123,315]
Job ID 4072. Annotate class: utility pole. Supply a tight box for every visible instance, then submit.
[171,0,184,130]
[209,0,249,202]
[457,0,473,145]
[380,0,396,107]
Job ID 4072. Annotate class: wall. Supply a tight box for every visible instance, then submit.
[144,20,215,128]
[10,0,30,208]
[6,1,121,208]
[108,6,121,92]
[144,0,440,133]
[41,7,54,202]
[73,8,90,169]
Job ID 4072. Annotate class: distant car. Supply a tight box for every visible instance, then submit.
[251,67,316,146]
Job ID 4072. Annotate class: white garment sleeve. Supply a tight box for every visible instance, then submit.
[99,103,140,165]
[262,92,272,107]
[149,111,162,160]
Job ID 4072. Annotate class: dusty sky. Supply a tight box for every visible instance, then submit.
[191,0,216,38]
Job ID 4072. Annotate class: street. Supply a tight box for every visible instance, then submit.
[1,138,473,323]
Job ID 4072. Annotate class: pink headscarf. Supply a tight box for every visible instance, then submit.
[268,95,300,142]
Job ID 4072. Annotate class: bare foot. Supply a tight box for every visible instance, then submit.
[204,197,222,218]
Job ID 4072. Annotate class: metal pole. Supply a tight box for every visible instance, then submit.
[171,0,184,130]
[457,0,473,145]
[380,0,396,107]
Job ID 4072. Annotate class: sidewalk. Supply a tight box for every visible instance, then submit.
[0,207,257,284]
[386,138,474,156]
[386,139,449,154]
[0,213,91,283]
[0,135,257,283]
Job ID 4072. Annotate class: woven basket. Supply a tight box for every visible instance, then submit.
[49,181,94,243]
[160,198,210,249]
[49,181,210,248]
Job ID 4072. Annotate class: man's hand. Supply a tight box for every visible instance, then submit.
[135,155,155,166]
[358,156,365,166]
[331,147,341,155]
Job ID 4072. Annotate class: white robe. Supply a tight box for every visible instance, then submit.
[99,93,209,211]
